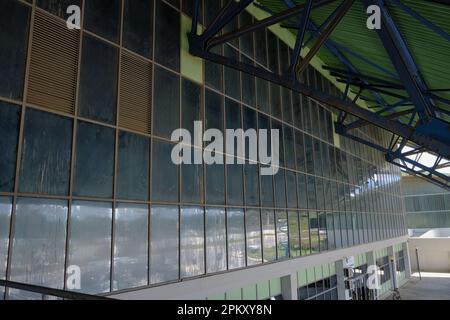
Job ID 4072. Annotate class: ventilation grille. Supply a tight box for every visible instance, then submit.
[119,51,152,134]
[27,11,79,114]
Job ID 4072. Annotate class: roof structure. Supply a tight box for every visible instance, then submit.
[188,0,450,189]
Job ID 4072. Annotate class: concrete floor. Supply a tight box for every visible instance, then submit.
[397,273,450,300]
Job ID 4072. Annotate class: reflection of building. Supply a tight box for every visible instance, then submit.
[402,175,450,232]
[0,1,411,300]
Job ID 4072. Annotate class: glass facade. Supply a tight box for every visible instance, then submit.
[0,0,407,297]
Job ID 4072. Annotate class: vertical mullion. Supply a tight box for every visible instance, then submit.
[5,0,36,299]
[110,0,125,293]
[148,0,156,286]
[63,0,85,294]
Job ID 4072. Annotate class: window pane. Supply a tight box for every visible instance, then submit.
[288,211,300,257]
[0,102,20,192]
[74,121,115,198]
[246,209,262,266]
[117,131,149,201]
[226,161,244,206]
[113,203,148,291]
[274,169,286,208]
[10,198,67,292]
[300,211,311,255]
[123,0,153,58]
[286,170,297,208]
[85,0,120,43]
[155,0,180,71]
[0,197,12,281]
[37,0,81,18]
[261,210,276,262]
[241,55,256,107]
[0,1,29,100]
[69,201,112,294]
[150,205,179,284]
[205,45,223,91]
[19,109,72,195]
[224,45,240,100]
[153,66,180,139]
[326,212,336,250]
[180,206,205,278]
[309,211,320,253]
[79,35,118,125]
[319,211,328,252]
[151,139,178,202]
[206,208,227,273]
[245,164,260,206]
[227,208,245,269]
[275,210,288,260]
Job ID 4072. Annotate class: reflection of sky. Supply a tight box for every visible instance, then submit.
[402,146,450,174]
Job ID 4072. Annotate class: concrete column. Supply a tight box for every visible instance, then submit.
[387,245,398,289]
[335,260,346,300]
[402,241,412,278]
[280,273,298,300]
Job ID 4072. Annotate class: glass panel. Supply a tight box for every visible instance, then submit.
[340,212,348,247]
[245,209,262,266]
[227,208,245,269]
[224,45,240,100]
[123,0,153,58]
[297,173,307,209]
[0,197,11,281]
[180,206,205,278]
[9,198,67,299]
[151,139,178,202]
[155,0,180,71]
[284,126,295,169]
[0,102,20,192]
[288,211,300,257]
[37,0,81,18]
[117,131,149,201]
[309,211,320,253]
[85,0,120,42]
[79,35,118,124]
[74,121,115,198]
[153,66,180,139]
[205,45,223,91]
[0,1,29,100]
[20,109,72,195]
[113,203,148,291]
[300,211,311,255]
[275,210,288,260]
[150,205,179,284]
[226,161,244,206]
[205,208,227,273]
[255,28,267,66]
[69,201,112,294]
[245,164,260,206]
[318,212,328,252]
[274,170,286,208]
[261,210,276,262]
[256,78,270,113]
[286,170,297,208]
[326,212,336,250]
[241,55,256,107]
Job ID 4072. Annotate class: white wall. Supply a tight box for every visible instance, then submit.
[409,238,450,273]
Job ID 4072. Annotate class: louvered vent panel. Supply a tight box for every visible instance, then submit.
[27,11,79,114]
[119,52,152,134]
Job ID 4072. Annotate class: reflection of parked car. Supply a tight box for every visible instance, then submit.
[319,229,327,236]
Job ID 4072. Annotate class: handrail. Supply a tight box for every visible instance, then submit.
[0,279,114,300]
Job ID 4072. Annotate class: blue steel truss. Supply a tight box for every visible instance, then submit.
[188,0,450,190]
